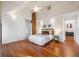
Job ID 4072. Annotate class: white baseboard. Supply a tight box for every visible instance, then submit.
[75,38,79,45]
[2,35,28,44]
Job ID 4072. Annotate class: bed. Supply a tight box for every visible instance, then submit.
[28,35,54,46]
[28,29,54,46]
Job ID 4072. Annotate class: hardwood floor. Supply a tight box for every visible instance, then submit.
[1,37,79,57]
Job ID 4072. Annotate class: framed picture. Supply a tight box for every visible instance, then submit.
[70,24,72,28]
[67,23,72,28]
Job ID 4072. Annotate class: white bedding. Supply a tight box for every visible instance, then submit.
[28,35,54,46]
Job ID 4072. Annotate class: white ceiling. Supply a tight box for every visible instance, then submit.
[2,1,79,15]
[2,1,29,14]
[2,1,53,14]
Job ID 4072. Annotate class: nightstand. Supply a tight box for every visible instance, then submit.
[54,36,59,42]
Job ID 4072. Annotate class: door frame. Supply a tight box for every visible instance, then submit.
[63,11,78,41]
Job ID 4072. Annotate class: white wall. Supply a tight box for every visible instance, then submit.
[76,13,79,44]
[2,7,32,44]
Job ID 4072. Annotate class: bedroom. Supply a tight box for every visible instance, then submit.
[1,1,79,57]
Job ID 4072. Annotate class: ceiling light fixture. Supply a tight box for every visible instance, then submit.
[8,13,16,20]
[33,5,42,12]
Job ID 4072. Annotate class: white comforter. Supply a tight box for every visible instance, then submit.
[28,35,54,46]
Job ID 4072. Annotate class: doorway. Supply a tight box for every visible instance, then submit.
[64,13,77,40]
